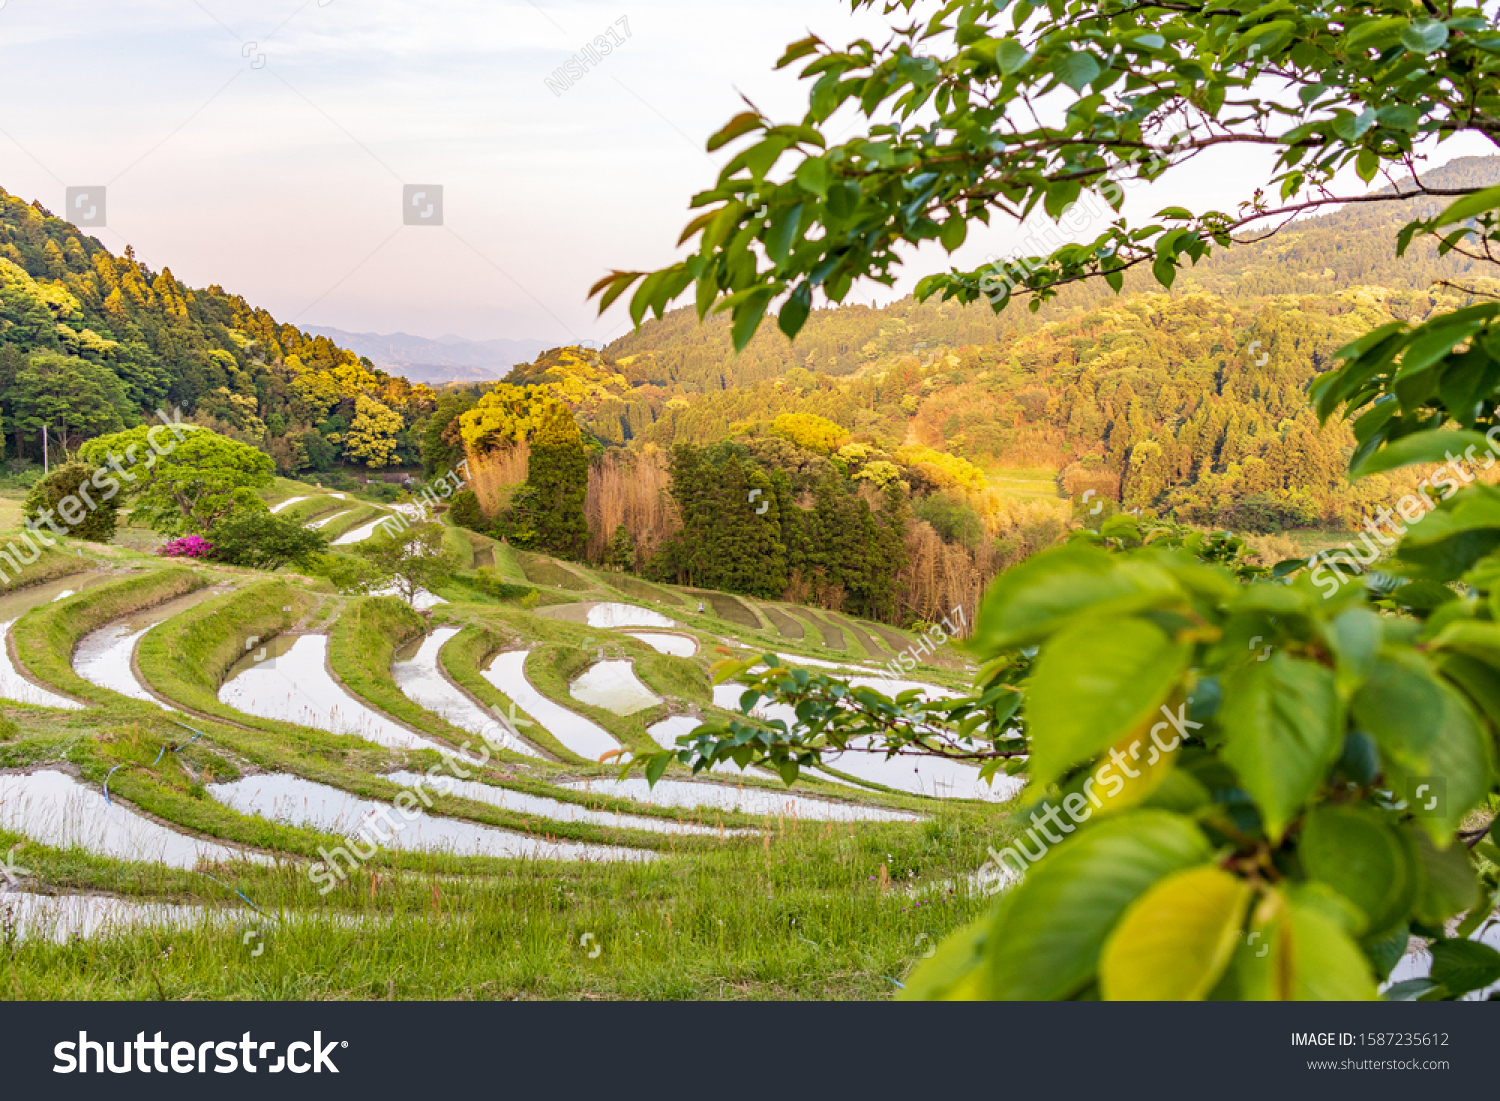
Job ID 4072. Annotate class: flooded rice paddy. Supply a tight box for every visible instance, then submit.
[220,634,441,751]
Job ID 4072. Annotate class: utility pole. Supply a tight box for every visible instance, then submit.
[42,423,48,475]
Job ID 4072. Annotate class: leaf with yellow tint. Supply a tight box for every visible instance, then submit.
[1100,865,1252,1000]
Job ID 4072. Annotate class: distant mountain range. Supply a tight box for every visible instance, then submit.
[302,326,552,384]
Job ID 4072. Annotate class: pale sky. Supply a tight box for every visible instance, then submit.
[0,0,1490,346]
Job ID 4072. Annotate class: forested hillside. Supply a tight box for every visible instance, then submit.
[6,157,1498,629]
[0,188,437,474]
[430,157,1500,627]
[559,156,1500,532]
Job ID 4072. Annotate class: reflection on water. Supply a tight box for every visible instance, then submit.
[369,585,447,611]
[538,602,677,629]
[773,652,879,673]
[626,632,697,657]
[391,628,541,757]
[220,634,441,751]
[384,770,744,837]
[569,660,661,716]
[332,515,398,545]
[209,772,653,862]
[0,890,211,944]
[559,776,919,822]
[0,573,116,708]
[481,650,621,761]
[306,509,349,529]
[0,769,268,868]
[646,715,771,779]
[73,588,221,708]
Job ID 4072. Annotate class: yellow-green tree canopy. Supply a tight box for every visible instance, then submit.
[459,384,573,454]
[769,411,848,454]
[893,444,987,492]
[344,393,402,468]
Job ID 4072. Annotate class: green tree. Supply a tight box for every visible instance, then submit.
[208,511,329,571]
[421,389,478,477]
[0,342,24,460]
[13,353,129,455]
[79,424,273,536]
[516,403,589,558]
[24,462,119,542]
[448,489,487,532]
[354,521,456,606]
[617,0,1500,1001]
[299,429,337,472]
[606,523,636,572]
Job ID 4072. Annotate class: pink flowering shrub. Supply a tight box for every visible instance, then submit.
[158,534,214,560]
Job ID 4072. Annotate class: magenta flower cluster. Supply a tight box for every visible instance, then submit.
[158,534,214,559]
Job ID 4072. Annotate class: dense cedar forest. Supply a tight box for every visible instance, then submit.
[4,157,1500,627]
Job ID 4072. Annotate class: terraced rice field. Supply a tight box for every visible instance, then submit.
[791,608,845,650]
[516,553,596,591]
[827,613,889,660]
[689,590,763,630]
[756,605,805,640]
[0,486,1017,1000]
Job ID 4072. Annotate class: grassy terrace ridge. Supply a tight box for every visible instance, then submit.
[0,545,98,596]
[515,553,599,592]
[686,589,764,630]
[485,537,527,582]
[274,496,350,524]
[453,607,705,763]
[11,567,210,706]
[755,604,804,640]
[862,619,915,656]
[326,595,475,753]
[0,792,999,999]
[601,572,688,608]
[135,576,318,721]
[318,503,391,541]
[826,613,888,662]
[437,622,584,763]
[131,579,441,779]
[524,639,698,762]
[789,607,844,650]
[441,522,475,570]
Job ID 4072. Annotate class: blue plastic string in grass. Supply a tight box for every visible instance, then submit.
[169,721,205,750]
[197,871,267,917]
[102,764,125,805]
[102,722,207,804]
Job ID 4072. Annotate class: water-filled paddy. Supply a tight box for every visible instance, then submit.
[0,573,114,708]
[626,631,697,657]
[73,588,222,707]
[537,602,677,630]
[711,683,1016,802]
[384,770,744,837]
[0,769,268,869]
[559,776,919,822]
[481,650,621,761]
[209,772,652,862]
[391,628,541,757]
[220,634,441,751]
[568,659,661,716]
